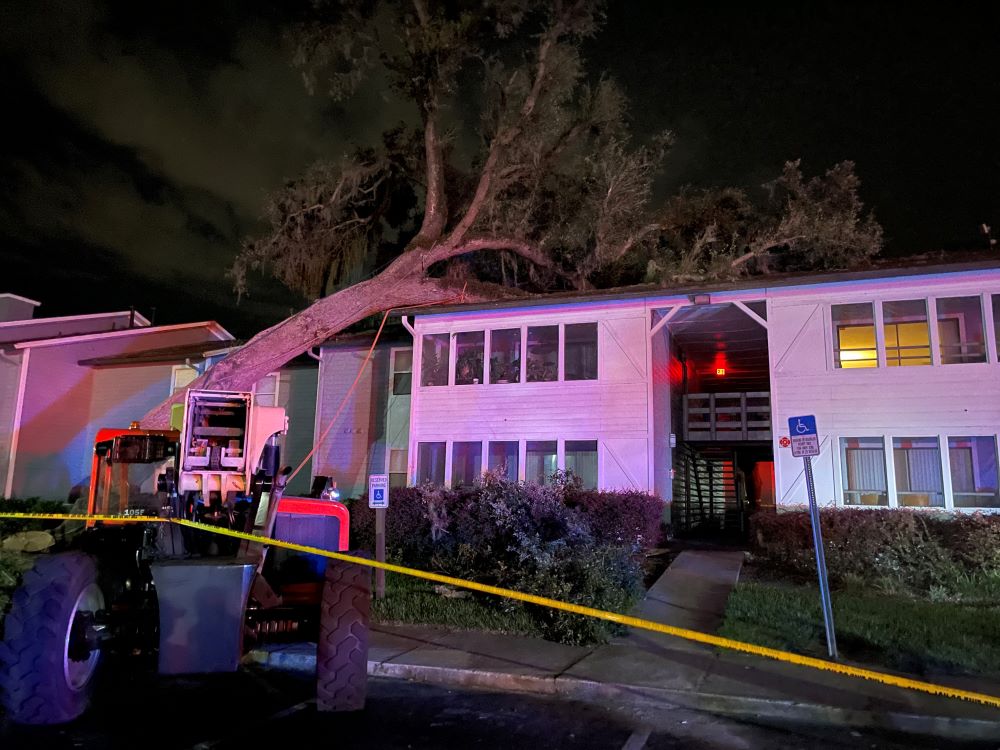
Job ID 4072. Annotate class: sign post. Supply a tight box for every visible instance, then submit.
[787,415,838,660]
[368,474,389,600]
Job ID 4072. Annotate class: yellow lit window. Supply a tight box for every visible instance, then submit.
[837,325,877,368]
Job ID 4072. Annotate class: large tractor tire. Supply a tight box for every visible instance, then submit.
[0,552,105,724]
[316,556,370,712]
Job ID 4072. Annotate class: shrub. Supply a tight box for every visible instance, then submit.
[564,486,665,549]
[749,509,1000,597]
[344,476,652,645]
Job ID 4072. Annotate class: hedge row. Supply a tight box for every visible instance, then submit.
[750,509,1000,597]
[342,476,666,644]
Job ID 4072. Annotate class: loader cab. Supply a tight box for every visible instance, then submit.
[87,428,180,517]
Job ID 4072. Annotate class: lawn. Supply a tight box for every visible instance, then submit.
[719,579,1000,680]
[372,571,540,635]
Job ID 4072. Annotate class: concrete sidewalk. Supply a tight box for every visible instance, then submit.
[247,552,1000,741]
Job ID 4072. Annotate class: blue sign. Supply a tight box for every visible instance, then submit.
[788,415,817,437]
[368,474,389,508]
[787,414,820,457]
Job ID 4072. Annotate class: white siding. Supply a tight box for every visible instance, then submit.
[769,273,1000,509]
[411,307,651,490]
[0,352,23,496]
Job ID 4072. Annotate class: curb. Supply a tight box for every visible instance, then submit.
[246,649,1000,742]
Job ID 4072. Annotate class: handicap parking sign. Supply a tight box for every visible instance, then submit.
[787,415,820,457]
[368,474,389,509]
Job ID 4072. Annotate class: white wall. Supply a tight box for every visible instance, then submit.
[768,271,1000,511]
[410,304,650,491]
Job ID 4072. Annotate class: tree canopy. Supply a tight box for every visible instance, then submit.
[143,0,883,426]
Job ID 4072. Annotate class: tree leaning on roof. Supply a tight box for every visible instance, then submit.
[141,1,882,428]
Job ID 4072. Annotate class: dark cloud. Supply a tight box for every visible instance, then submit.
[0,0,416,334]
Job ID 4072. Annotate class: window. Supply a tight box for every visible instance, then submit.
[488,441,519,481]
[937,296,986,364]
[255,372,279,407]
[526,440,557,484]
[892,437,944,507]
[564,323,598,380]
[565,440,598,489]
[490,329,521,383]
[883,300,930,366]
[389,448,408,489]
[391,349,412,395]
[421,334,450,386]
[832,303,876,368]
[454,331,485,385]
[840,437,887,506]
[526,326,559,382]
[171,365,198,395]
[451,442,482,486]
[416,442,446,485]
[993,295,1000,361]
[949,436,1000,508]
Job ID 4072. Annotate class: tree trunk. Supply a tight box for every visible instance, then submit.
[140,268,468,428]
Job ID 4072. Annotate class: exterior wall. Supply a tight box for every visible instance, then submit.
[0,352,24,495]
[276,366,318,496]
[410,303,649,491]
[313,344,393,499]
[10,327,227,499]
[0,296,39,323]
[768,270,1000,511]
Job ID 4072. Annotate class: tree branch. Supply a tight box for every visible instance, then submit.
[425,235,557,270]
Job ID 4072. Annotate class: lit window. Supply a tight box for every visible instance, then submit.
[564,323,598,380]
[565,440,598,489]
[420,334,450,386]
[488,441,519,481]
[389,448,408,489]
[526,440,557,484]
[840,437,887,506]
[949,436,1000,508]
[454,331,485,385]
[416,442,446,485]
[892,437,943,507]
[451,442,482,487]
[526,326,559,382]
[392,349,412,395]
[489,329,521,383]
[883,300,930,366]
[832,303,877,368]
[936,296,986,364]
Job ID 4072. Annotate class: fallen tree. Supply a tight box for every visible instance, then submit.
[141,1,882,427]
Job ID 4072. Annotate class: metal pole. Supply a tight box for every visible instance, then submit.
[375,508,386,600]
[803,456,837,659]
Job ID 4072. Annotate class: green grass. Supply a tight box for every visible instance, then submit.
[719,580,1000,679]
[372,572,540,636]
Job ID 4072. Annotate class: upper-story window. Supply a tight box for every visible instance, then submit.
[421,333,449,386]
[936,296,987,364]
[883,299,930,366]
[454,331,485,385]
[391,349,413,395]
[526,326,559,382]
[564,323,598,380]
[490,329,521,383]
[832,303,876,368]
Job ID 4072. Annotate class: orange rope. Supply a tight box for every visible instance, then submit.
[287,293,467,484]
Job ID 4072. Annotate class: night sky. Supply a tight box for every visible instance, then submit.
[1,1,997,337]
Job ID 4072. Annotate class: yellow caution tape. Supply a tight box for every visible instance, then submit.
[2,511,999,709]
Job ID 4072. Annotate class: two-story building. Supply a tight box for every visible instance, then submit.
[312,258,1000,531]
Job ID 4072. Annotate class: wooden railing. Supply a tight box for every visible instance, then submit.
[682,392,772,441]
